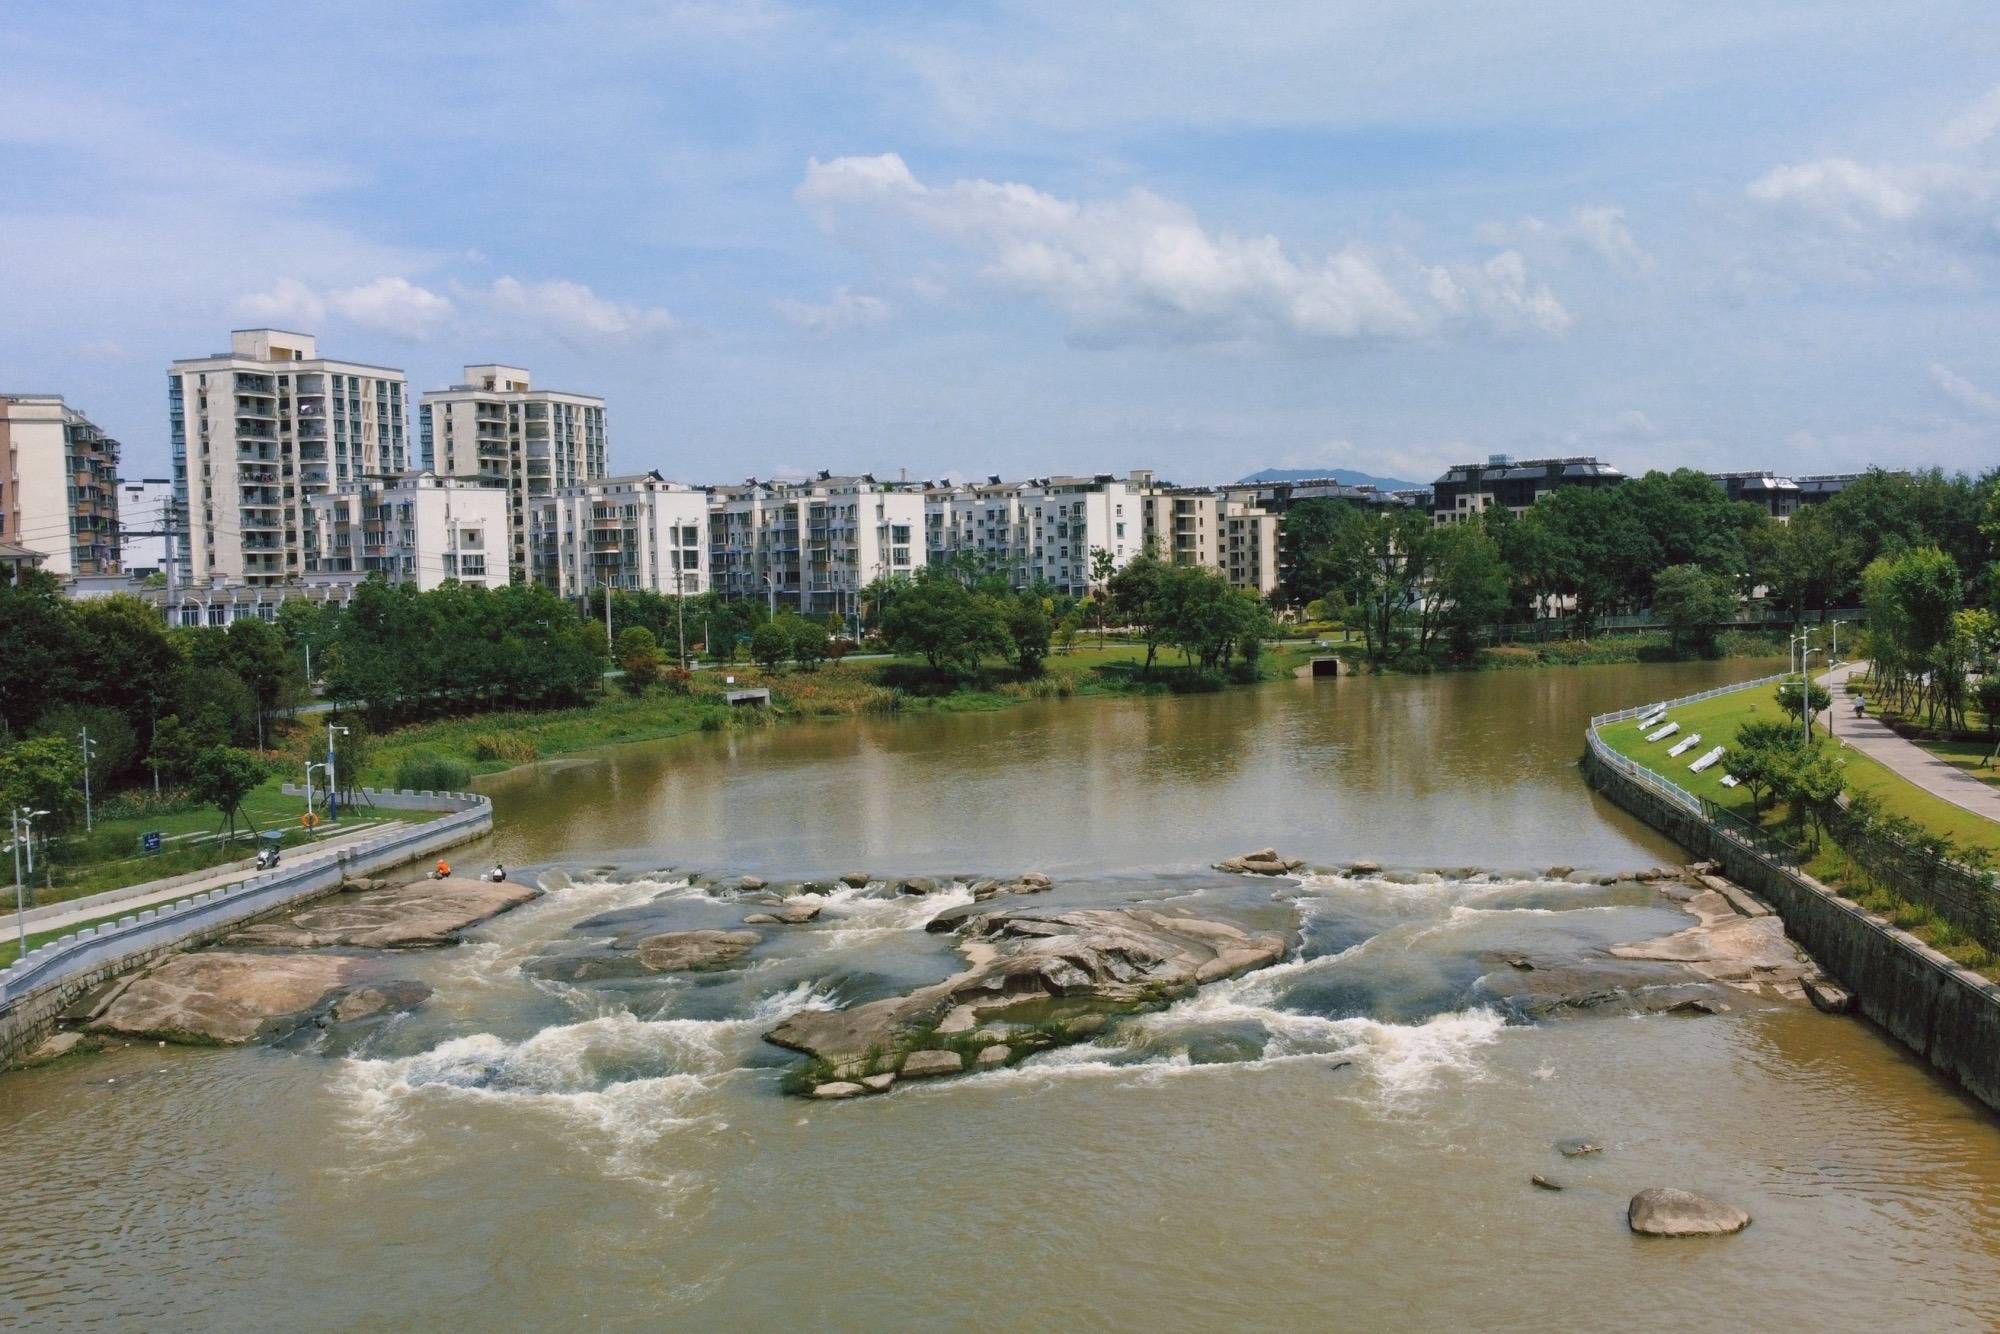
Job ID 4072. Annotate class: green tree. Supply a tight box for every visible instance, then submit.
[1652,564,1738,656]
[1088,546,1118,644]
[0,572,84,736]
[331,723,371,806]
[790,619,831,671]
[877,569,1009,677]
[1003,593,1053,675]
[749,621,792,671]
[1054,612,1081,656]
[33,704,137,788]
[147,715,201,787]
[1775,681,1832,738]
[1421,522,1511,659]
[1731,720,1798,815]
[615,626,663,694]
[0,734,85,831]
[224,617,291,747]
[189,746,267,843]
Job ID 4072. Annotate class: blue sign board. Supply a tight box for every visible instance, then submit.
[141,831,163,854]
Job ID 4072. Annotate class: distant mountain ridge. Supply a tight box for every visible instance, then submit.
[1237,466,1426,490]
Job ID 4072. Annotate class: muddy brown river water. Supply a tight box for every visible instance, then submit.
[4,659,1999,1331]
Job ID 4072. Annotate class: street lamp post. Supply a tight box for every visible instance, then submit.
[326,722,349,819]
[77,726,96,833]
[12,807,48,958]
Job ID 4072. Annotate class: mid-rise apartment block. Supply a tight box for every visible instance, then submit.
[420,364,607,580]
[116,477,176,579]
[710,473,923,622]
[169,329,409,585]
[307,471,508,591]
[1430,454,1624,524]
[0,394,122,576]
[533,471,709,598]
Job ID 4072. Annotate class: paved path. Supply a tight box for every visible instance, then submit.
[13,819,401,938]
[1817,662,2000,826]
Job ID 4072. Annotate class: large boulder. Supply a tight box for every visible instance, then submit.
[1627,1188,1751,1237]
[330,979,433,1023]
[839,872,873,888]
[89,952,387,1044]
[900,1049,964,1078]
[1216,848,1306,876]
[636,930,760,972]
[228,877,540,950]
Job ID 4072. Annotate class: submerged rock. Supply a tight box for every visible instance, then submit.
[840,872,873,888]
[766,907,1288,1087]
[227,876,540,950]
[897,877,938,896]
[329,980,433,1023]
[975,1044,1012,1068]
[811,1081,866,1099]
[1555,1138,1601,1158]
[1627,1187,1751,1237]
[526,928,760,981]
[1530,1175,1565,1192]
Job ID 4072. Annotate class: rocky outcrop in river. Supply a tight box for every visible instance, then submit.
[84,953,429,1045]
[765,906,1289,1095]
[228,876,540,949]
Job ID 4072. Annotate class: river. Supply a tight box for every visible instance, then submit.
[4,659,1999,1331]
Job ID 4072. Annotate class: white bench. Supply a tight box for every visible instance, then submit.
[1689,746,1726,773]
[1667,732,1701,758]
[1645,721,1680,742]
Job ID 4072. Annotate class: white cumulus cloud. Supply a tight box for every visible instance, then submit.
[797,152,1571,346]
[774,286,894,333]
[1477,205,1651,271]
[1929,362,2000,416]
[474,276,677,342]
[235,277,328,329]
[329,276,454,339]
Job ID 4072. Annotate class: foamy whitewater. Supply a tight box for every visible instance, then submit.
[327,865,1685,1176]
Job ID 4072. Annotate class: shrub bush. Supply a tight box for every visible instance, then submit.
[468,732,539,765]
[394,751,472,792]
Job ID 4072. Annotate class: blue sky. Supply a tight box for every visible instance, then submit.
[6,1,2000,486]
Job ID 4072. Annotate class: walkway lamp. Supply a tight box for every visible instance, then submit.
[12,807,49,959]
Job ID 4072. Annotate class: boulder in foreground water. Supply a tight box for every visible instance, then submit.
[88,952,383,1044]
[1627,1188,1751,1237]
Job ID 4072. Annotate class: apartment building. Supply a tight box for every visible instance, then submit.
[1139,486,1219,571]
[1219,497,1280,596]
[1430,454,1623,524]
[0,394,122,576]
[169,329,409,586]
[1010,472,1146,597]
[924,477,1029,582]
[1709,471,1801,520]
[307,471,508,591]
[419,364,607,580]
[117,477,176,578]
[533,471,709,598]
[709,473,923,622]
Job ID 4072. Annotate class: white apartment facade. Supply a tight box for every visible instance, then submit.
[0,394,123,577]
[924,477,1029,582]
[169,329,409,586]
[419,364,607,581]
[533,471,709,598]
[307,472,508,591]
[922,470,1151,597]
[117,477,175,578]
[709,473,923,621]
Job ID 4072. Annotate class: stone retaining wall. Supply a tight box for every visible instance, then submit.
[1583,746,2000,1116]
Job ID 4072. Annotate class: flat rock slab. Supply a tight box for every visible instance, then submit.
[1610,914,1814,986]
[229,877,540,949]
[90,952,374,1044]
[1628,1187,1751,1237]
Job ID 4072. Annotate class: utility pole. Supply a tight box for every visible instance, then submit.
[603,581,614,653]
[676,569,688,670]
[78,726,96,833]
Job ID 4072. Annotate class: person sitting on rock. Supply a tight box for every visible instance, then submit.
[488,864,506,882]
[435,858,451,880]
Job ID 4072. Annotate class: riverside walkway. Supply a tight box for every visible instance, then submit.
[1818,662,2000,826]
[16,818,401,938]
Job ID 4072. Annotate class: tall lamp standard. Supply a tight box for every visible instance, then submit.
[12,806,49,959]
[325,722,349,819]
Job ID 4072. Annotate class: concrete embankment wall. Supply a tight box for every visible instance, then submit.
[1583,747,2000,1116]
[0,790,491,1066]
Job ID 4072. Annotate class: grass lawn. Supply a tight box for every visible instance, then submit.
[1598,680,2000,974]
[1599,686,2000,858]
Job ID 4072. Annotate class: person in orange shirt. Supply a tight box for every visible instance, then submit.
[435,858,451,880]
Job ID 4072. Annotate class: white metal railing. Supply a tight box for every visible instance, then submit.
[0,789,491,1013]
